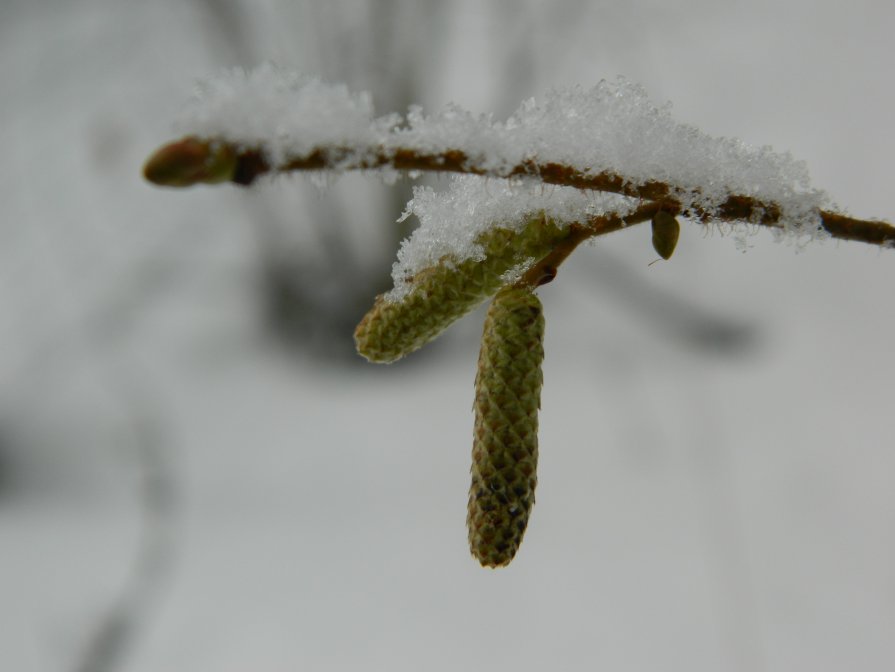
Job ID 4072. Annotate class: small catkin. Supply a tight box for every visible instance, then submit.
[467,286,545,567]
[354,216,565,363]
[651,210,680,260]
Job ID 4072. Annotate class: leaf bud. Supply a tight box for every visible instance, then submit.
[651,210,680,260]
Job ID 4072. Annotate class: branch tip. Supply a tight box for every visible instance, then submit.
[142,137,237,187]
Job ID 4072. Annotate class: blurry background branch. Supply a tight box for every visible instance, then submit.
[72,377,179,672]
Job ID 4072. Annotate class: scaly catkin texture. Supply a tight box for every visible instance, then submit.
[468,287,545,567]
[354,216,565,363]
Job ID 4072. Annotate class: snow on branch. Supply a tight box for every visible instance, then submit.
[140,66,894,569]
[143,64,895,250]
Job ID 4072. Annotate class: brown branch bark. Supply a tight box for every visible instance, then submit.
[517,204,661,288]
[143,138,895,249]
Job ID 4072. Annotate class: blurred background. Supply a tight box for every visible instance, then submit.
[2,1,894,670]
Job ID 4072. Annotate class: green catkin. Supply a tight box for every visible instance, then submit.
[651,210,680,260]
[467,286,545,567]
[354,216,566,363]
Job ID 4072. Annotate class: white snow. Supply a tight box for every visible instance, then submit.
[174,63,399,166]
[393,78,828,236]
[176,68,829,267]
[387,176,636,300]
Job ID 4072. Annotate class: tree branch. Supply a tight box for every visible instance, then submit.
[143,137,895,248]
[517,204,660,288]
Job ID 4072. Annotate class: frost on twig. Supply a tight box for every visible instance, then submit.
[141,66,894,569]
[388,177,637,301]
[143,65,894,250]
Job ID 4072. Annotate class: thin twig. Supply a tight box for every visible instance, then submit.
[517,203,661,288]
[143,139,895,249]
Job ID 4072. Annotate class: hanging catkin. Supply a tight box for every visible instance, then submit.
[467,286,545,567]
[354,216,565,364]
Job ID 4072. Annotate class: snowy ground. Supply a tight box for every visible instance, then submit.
[2,1,894,671]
